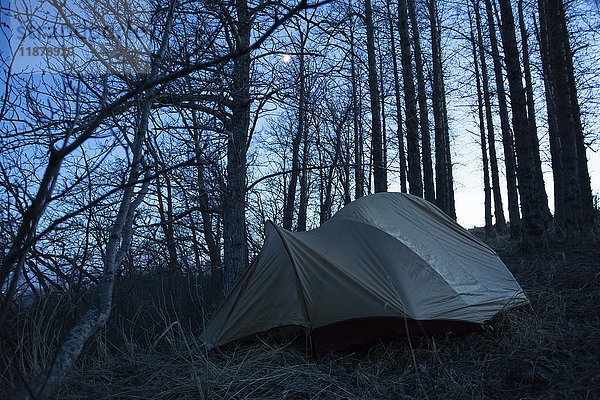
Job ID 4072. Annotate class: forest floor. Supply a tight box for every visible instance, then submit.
[3,241,600,399]
[53,240,600,399]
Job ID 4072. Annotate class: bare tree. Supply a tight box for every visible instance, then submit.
[428,0,455,218]
[474,0,506,232]
[387,4,408,193]
[6,3,176,396]
[537,0,595,239]
[484,0,520,236]
[408,0,435,202]
[398,0,423,197]
[350,11,365,199]
[498,0,550,244]
[470,6,493,232]
[364,0,387,193]
[222,1,252,296]
[282,16,311,230]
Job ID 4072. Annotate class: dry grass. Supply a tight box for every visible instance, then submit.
[2,244,600,399]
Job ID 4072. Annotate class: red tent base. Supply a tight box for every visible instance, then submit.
[310,317,483,356]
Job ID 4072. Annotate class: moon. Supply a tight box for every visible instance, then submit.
[282,54,292,63]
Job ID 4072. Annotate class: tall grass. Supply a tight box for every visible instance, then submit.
[2,244,599,399]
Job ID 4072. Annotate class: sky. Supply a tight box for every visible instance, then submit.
[1,0,599,230]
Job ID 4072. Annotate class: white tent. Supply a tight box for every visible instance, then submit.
[202,192,528,354]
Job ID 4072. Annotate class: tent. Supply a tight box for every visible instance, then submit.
[201,192,528,354]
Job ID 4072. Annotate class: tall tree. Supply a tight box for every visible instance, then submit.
[190,120,222,269]
[350,14,364,199]
[534,13,564,234]
[408,0,435,202]
[350,13,365,199]
[282,30,308,230]
[377,38,388,188]
[398,0,423,197]
[474,0,506,231]
[471,7,493,232]
[538,0,595,237]
[148,138,178,272]
[497,0,550,243]
[297,112,310,231]
[563,10,595,234]
[388,6,408,193]
[379,37,389,189]
[484,0,520,236]
[222,0,251,296]
[517,0,537,147]
[364,0,387,193]
[428,0,455,217]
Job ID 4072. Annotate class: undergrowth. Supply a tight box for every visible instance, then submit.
[1,244,599,399]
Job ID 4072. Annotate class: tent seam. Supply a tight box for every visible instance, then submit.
[271,224,313,330]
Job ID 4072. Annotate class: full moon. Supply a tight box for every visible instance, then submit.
[282,54,292,63]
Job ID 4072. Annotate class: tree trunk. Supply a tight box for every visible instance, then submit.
[0,152,63,328]
[342,125,352,204]
[350,21,364,199]
[497,0,550,243]
[429,0,455,217]
[379,40,389,191]
[518,0,536,147]
[188,95,221,270]
[222,0,251,296]
[364,0,387,193]
[398,0,423,197]
[187,211,202,274]
[474,0,506,231]
[388,9,408,193]
[538,0,594,237]
[564,23,595,233]
[484,0,520,236]
[147,135,178,273]
[154,159,178,272]
[297,121,310,231]
[518,0,551,229]
[408,0,435,202]
[471,9,493,232]
[282,48,306,230]
[317,137,333,224]
[535,11,565,233]
[562,14,594,233]
[197,161,221,269]
[441,60,456,218]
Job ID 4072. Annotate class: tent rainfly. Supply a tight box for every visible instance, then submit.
[201,192,528,354]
